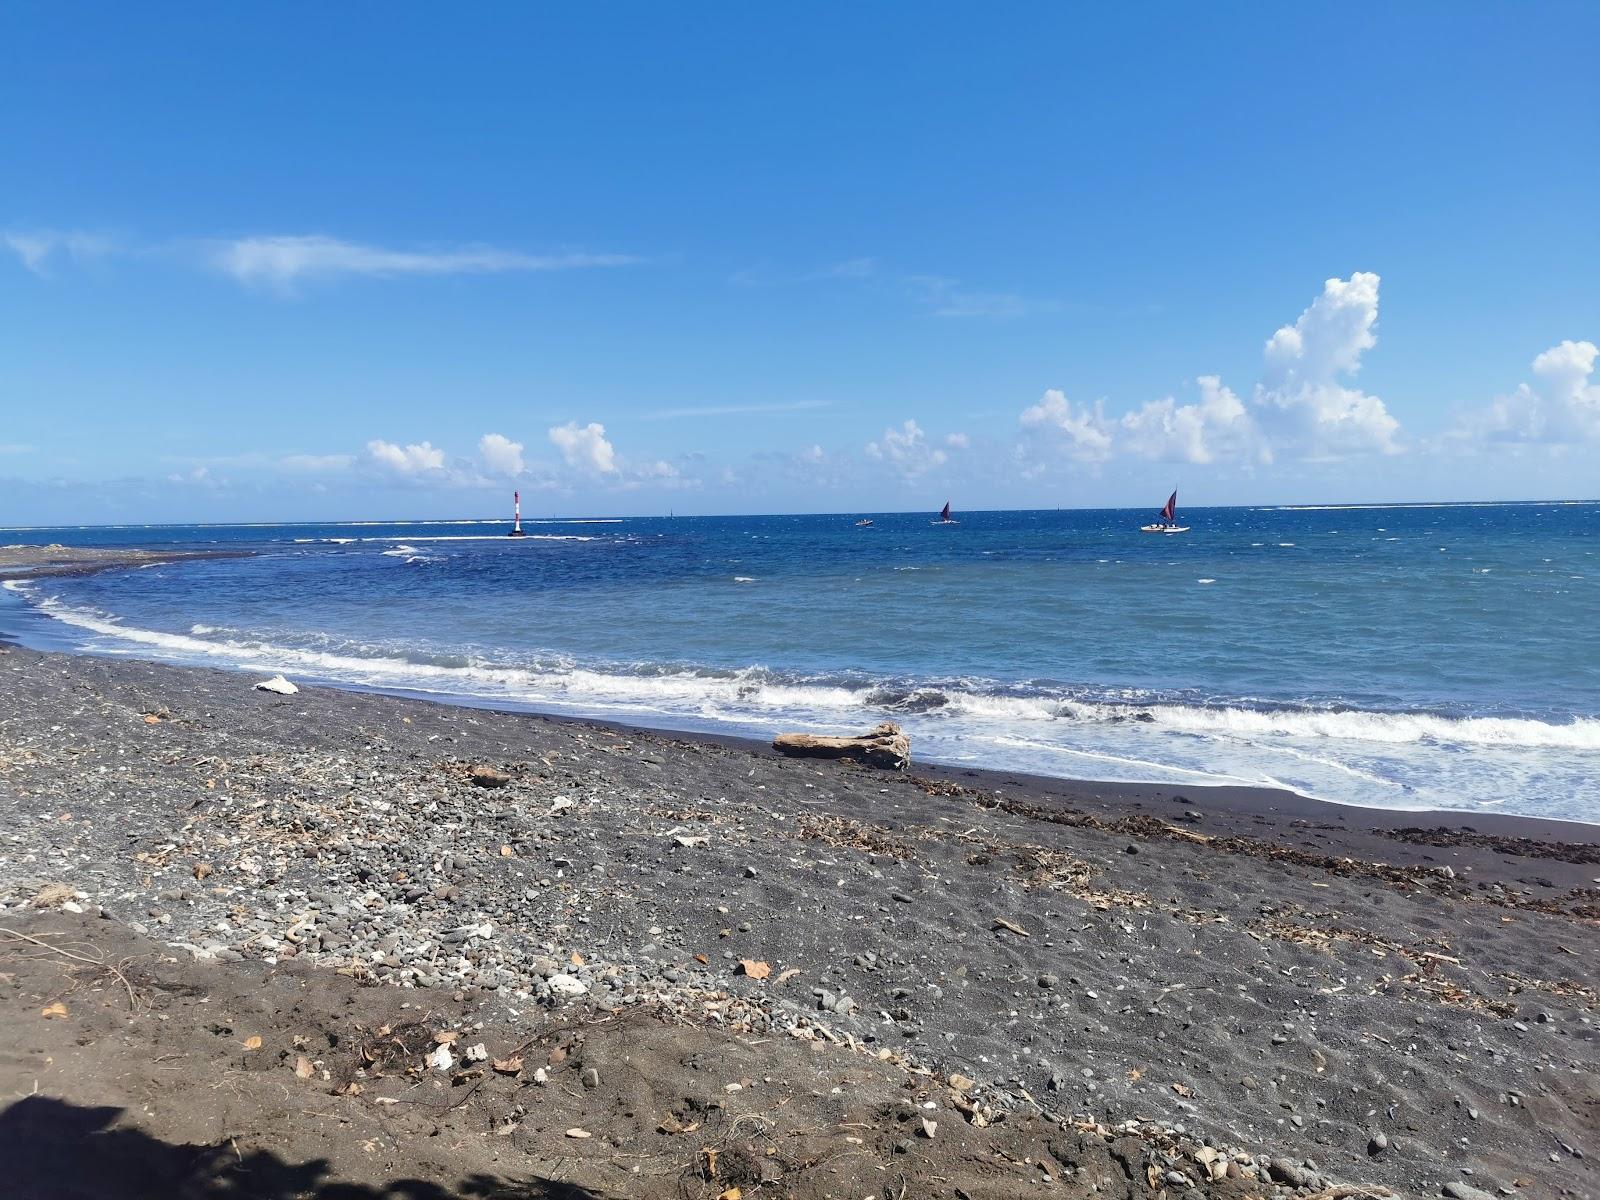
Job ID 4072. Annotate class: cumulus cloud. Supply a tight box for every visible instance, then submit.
[213,235,636,289]
[478,432,525,475]
[3,230,114,274]
[367,439,446,474]
[1020,390,1115,461]
[1017,273,1400,467]
[1466,340,1600,444]
[797,444,826,465]
[1119,376,1258,464]
[548,421,617,474]
[1251,272,1399,459]
[944,432,971,450]
[866,419,950,478]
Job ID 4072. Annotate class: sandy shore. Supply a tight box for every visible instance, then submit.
[1,643,1596,1199]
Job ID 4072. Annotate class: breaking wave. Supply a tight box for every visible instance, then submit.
[12,583,1599,757]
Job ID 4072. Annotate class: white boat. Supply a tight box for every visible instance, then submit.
[1141,490,1189,534]
[931,500,958,526]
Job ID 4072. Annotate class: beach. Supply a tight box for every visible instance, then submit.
[2,639,1595,1199]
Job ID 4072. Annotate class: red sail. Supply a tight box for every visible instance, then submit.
[1160,491,1177,522]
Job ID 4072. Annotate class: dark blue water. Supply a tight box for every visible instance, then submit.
[4,504,1597,819]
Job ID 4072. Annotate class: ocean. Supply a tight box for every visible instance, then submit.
[3,503,1597,821]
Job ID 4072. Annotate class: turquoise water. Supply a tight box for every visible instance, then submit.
[4,503,1597,819]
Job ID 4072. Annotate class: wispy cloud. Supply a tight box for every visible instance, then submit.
[906,274,1036,319]
[3,230,116,275]
[280,453,355,472]
[644,400,833,420]
[213,235,637,289]
[808,257,877,280]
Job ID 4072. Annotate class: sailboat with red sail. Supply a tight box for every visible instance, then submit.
[932,500,957,526]
[1140,490,1189,534]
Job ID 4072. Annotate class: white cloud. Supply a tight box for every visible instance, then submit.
[944,432,971,450]
[1119,376,1258,464]
[866,419,949,478]
[1017,273,1400,468]
[797,444,826,465]
[548,421,617,474]
[478,432,525,475]
[1251,272,1399,459]
[367,439,446,474]
[212,235,636,289]
[4,230,114,274]
[1467,340,1600,444]
[1019,390,1115,461]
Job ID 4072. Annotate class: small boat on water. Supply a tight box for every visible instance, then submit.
[1140,490,1189,534]
[931,501,958,526]
[854,518,874,527]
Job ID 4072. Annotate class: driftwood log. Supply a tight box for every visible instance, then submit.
[772,721,910,771]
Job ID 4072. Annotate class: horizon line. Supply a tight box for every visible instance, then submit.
[3,496,1597,532]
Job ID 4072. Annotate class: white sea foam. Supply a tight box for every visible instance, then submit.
[1057,700,1600,751]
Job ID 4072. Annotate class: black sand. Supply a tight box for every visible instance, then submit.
[1,641,1596,1199]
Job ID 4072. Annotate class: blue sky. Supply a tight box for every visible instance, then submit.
[3,4,1597,524]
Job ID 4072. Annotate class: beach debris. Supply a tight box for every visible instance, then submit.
[192,863,213,881]
[776,967,801,984]
[736,959,771,979]
[242,1036,262,1051]
[30,882,75,909]
[948,1073,974,1092]
[673,833,710,849]
[991,917,1030,937]
[40,1001,68,1019]
[491,1055,523,1075]
[772,721,910,771]
[253,675,299,695]
[463,1043,488,1063]
[293,1055,315,1079]
[468,765,511,788]
[564,1128,592,1139]
[427,1043,455,1071]
[919,1116,938,1138]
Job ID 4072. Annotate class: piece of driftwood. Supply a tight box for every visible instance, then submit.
[772,721,910,771]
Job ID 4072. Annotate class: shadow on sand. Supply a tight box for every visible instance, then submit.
[0,1095,603,1200]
